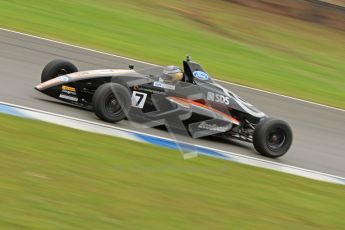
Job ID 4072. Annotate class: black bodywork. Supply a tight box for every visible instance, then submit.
[35,57,268,145]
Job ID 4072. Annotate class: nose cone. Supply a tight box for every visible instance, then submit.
[34,76,64,91]
[34,83,43,91]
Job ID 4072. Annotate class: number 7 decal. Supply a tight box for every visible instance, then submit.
[131,91,148,108]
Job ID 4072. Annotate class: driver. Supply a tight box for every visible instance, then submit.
[159,66,183,84]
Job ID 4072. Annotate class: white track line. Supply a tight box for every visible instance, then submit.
[1,100,345,185]
[1,27,344,112]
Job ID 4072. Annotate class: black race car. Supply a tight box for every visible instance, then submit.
[35,56,292,158]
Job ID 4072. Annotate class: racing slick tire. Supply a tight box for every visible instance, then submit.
[41,59,78,83]
[253,118,292,158]
[93,83,131,123]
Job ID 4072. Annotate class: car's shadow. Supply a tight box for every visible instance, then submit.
[35,97,93,112]
[204,135,253,151]
[35,96,257,154]
[153,125,254,151]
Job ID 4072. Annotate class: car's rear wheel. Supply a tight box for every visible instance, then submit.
[93,83,131,123]
[253,118,292,158]
[41,59,78,83]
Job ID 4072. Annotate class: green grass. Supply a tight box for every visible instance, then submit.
[0,113,345,229]
[0,0,345,108]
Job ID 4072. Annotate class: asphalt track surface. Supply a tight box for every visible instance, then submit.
[1,29,344,177]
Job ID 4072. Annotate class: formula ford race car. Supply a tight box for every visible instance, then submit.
[35,56,293,158]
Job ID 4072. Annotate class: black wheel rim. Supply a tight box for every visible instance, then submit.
[267,128,286,151]
[105,94,122,116]
[57,69,68,77]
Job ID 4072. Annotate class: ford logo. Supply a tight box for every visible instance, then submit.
[60,75,70,82]
[193,71,209,80]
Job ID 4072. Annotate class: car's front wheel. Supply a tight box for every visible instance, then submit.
[253,118,293,158]
[93,83,131,123]
[41,59,78,83]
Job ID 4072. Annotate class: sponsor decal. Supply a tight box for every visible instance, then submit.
[138,87,165,95]
[207,92,230,105]
[61,90,76,95]
[198,121,230,132]
[59,75,70,82]
[61,90,76,96]
[59,94,78,102]
[61,85,76,96]
[153,81,175,90]
[193,71,209,80]
[62,85,76,92]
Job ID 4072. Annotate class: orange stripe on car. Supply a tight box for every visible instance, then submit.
[168,96,240,125]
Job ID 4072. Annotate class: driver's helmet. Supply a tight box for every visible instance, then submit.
[161,66,183,83]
